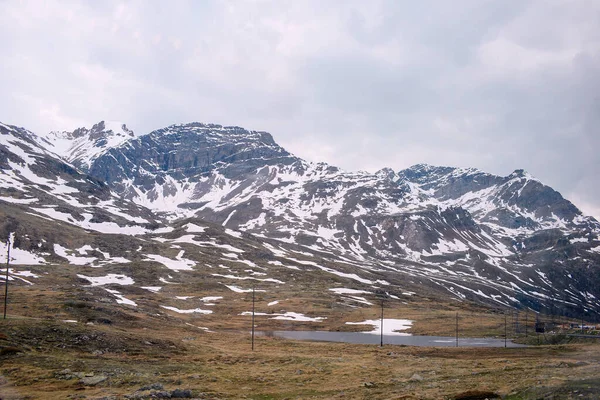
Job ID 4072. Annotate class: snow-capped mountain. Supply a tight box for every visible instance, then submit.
[0,121,158,237]
[39,120,134,170]
[86,122,296,214]
[1,119,599,319]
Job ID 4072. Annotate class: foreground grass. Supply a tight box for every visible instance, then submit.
[2,279,600,399]
[2,314,600,400]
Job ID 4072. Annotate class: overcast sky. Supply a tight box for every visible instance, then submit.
[1,0,599,218]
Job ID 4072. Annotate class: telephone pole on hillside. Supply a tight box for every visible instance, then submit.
[4,236,11,319]
[380,297,384,347]
[251,285,256,351]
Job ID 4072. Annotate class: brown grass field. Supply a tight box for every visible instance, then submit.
[1,283,600,400]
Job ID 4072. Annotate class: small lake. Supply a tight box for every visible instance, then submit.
[258,331,526,347]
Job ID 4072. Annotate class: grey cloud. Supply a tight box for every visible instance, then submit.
[1,0,599,218]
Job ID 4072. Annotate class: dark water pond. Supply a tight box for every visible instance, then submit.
[258,331,526,347]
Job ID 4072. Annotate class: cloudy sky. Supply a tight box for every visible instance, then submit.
[1,0,599,218]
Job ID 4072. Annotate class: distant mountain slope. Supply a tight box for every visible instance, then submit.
[1,119,599,319]
[0,121,158,238]
[398,164,585,230]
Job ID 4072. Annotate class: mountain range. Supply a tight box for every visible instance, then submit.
[1,119,599,320]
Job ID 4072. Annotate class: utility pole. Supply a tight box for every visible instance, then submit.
[4,236,11,320]
[582,289,588,335]
[504,313,507,348]
[251,285,255,351]
[525,311,528,337]
[535,313,541,344]
[455,312,459,347]
[380,298,384,347]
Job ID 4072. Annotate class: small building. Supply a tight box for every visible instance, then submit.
[535,321,545,333]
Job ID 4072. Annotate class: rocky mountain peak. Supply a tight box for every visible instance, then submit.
[375,167,397,181]
[150,122,279,149]
[399,164,458,183]
[137,122,293,168]
[34,120,135,170]
[89,120,134,139]
[85,122,300,207]
[507,168,535,181]
[48,120,134,141]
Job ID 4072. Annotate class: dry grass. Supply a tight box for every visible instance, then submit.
[2,322,600,399]
[2,284,600,400]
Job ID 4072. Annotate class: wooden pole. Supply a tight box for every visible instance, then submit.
[455,312,458,347]
[251,286,255,351]
[380,298,384,347]
[525,311,528,337]
[3,237,10,320]
[504,313,507,348]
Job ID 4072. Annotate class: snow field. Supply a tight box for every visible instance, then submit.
[240,311,325,322]
[346,319,413,336]
[0,233,46,265]
[77,273,134,286]
[161,306,212,314]
[144,251,196,271]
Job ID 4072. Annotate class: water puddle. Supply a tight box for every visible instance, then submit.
[258,330,526,347]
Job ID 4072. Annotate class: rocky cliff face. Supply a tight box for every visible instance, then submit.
[87,123,297,209]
